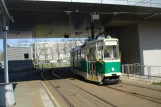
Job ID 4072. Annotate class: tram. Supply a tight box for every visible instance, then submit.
[70,33,121,85]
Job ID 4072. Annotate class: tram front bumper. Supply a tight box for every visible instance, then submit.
[104,73,121,77]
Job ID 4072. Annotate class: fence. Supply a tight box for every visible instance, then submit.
[34,62,70,69]
[121,64,161,80]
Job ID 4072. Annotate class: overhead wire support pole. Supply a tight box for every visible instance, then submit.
[0,0,15,106]
[91,21,94,39]
[91,14,95,40]
[2,13,9,84]
[0,0,13,84]
[1,0,11,20]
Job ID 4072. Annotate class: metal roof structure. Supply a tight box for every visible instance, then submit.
[0,0,12,28]
[5,0,161,27]
[0,0,14,85]
[5,0,161,13]
[5,0,161,8]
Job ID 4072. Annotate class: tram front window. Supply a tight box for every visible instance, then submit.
[104,46,119,60]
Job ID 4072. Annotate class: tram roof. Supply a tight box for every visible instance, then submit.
[71,46,82,52]
[86,38,118,45]
[71,37,118,52]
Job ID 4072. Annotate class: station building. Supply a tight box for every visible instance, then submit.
[1,0,161,68]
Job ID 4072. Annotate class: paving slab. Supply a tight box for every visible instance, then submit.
[13,81,55,107]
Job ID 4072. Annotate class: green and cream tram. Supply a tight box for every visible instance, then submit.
[70,36,121,85]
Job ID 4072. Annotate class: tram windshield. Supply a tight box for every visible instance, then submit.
[104,45,119,60]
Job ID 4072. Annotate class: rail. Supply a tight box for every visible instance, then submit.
[121,64,161,81]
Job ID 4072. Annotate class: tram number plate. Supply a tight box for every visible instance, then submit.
[112,74,116,76]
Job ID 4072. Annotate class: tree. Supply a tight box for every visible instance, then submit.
[56,42,60,62]
[49,43,57,60]
[62,39,68,60]
[35,43,43,64]
[41,42,51,63]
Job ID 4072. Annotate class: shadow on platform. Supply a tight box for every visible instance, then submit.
[0,67,72,83]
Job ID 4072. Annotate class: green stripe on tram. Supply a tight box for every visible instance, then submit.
[97,61,120,74]
[78,60,120,75]
[80,60,88,72]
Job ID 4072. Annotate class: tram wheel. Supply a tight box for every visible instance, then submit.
[117,79,121,84]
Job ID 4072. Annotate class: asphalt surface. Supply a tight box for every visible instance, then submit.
[1,67,161,107]
[42,68,161,107]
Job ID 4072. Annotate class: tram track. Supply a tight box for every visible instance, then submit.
[56,69,161,104]
[105,84,161,104]
[121,82,161,92]
[41,69,75,107]
[54,69,161,105]
[40,68,161,107]
[51,69,117,107]
[41,69,117,107]
[51,69,161,106]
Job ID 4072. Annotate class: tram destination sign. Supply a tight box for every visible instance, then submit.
[105,41,117,45]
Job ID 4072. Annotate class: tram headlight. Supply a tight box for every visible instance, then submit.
[112,68,115,71]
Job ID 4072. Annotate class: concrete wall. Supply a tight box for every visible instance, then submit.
[104,27,118,38]
[117,24,140,64]
[7,47,33,70]
[8,31,32,39]
[8,47,33,61]
[6,12,104,39]
[7,23,104,39]
[138,22,161,66]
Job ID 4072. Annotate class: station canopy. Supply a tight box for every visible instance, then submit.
[4,0,161,38]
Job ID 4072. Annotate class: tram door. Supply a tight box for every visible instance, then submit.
[88,47,97,78]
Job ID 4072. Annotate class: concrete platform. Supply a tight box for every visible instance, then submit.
[13,80,55,107]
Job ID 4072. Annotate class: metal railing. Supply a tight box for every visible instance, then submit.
[121,64,161,80]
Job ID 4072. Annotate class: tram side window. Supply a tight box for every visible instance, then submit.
[79,50,81,60]
[77,51,79,61]
[97,46,103,60]
[74,51,77,62]
[77,50,81,61]
[81,49,85,60]
[86,49,90,61]
[97,41,103,60]
[91,48,96,61]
